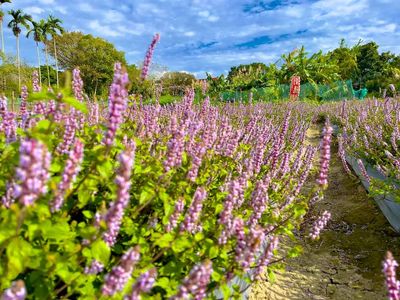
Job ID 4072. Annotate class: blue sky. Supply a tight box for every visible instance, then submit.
[2,0,400,78]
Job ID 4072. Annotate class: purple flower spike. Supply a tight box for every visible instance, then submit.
[104,63,129,147]
[309,210,331,240]
[20,86,28,117]
[141,33,160,80]
[102,246,141,296]
[84,259,104,275]
[51,140,84,212]
[13,139,51,206]
[255,236,279,280]
[1,280,26,300]
[317,122,333,187]
[32,70,41,92]
[165,198,185,232]
[357,159,370,184]
[124,268,157,300]
[57,115,77,154]
[180,187,207,234]
[170,260,212,300]
[102,144,136,246]
[383,251,400,300]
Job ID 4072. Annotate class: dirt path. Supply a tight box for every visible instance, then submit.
[250,126,400,300]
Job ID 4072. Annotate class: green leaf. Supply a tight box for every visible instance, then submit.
[154,233,174,248]
[96,160,113,179]
[91,240,111,265]
[63,96,88,114]
[43,222,75,241]
[27,90,55,102]
[172,236,192,253]
[139,188,155,205]
[82,210,93,219]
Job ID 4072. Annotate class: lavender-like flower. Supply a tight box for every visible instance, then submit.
[102,144,136,246]
[84,259,104,275]
[180,187,207,234]
[383,251,400,300]
[165,198,185,232]
[124,268,157,300]
[32,70,41,92]
[316,122,333,187]
[13,139,51,206]
[236,225,265,272]
[56,115,77,154]
[0,95,7,117]
[102,246,141,296]
[3,112,17,143]
[104,63,129,147]
[337,134,352,175]
[164,117,186,172]
[19,86,28,117]
[72,68,85,128]
[247,180,269,227]
[51,140,84,212]
[2,181,15,208]
[1,280,26,300]
[141,33,160,80]
[309,210,331,240]
[170,260,212,300]
[254,236,279,280]
[357,159,370,184]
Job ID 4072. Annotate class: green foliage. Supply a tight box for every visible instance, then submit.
[45,31,126,96]
[160,72,196,96]
[127,64,154,100]
[0,95,317,299]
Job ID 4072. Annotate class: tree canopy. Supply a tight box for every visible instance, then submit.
[45,31,126,96]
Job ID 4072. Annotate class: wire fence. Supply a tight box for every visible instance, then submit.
[219,80,366,102]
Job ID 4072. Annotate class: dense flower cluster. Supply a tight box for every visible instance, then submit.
[309,210,331,240]
[317,122,333,187]
[84,259,104,275]
[51,140,84,212]
[1,280,26,300]
[170,260,212,300]
[13,139,51,206]
[101,144,136,246]
[124,268,157,300]
[180,187,207,233]
[383,251,400,300]
[140,33,160,80]
[102,247,141,296]
[104,63,129,146]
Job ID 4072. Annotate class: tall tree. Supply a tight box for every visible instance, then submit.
[45,31,126,95]
[46,15,64,88]
[39,20,52,87]
[26,20,44,86]
[7,9,31,89]
[0,0,11,55]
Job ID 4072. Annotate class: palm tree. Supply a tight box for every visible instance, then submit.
[8,9,31,89]
[26,20,44,86]
[46,15,64,88]
[0,0,11,55]
[40,20,52,87]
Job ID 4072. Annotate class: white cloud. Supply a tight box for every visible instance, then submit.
[78,3,94,13]
[38,0,55,4]
[54,5,67,14]
[184,31,196,37]
[25,6,45,15]
[103,10,125,23]
[88,20,122,38]
[312,0,368,18]
[198,10,210,18]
